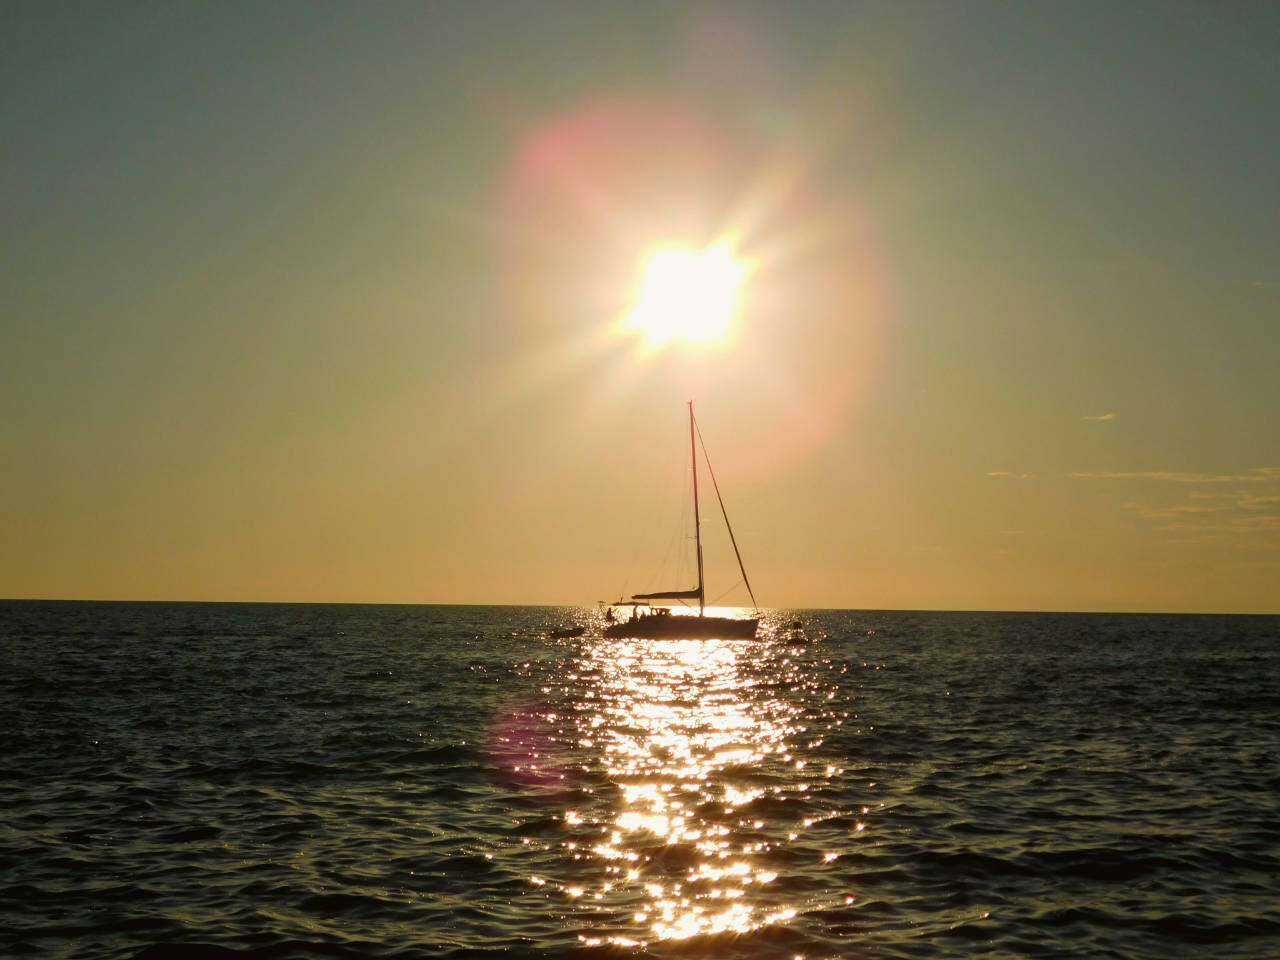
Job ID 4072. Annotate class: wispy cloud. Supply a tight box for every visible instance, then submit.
[1235,514,1280,532]
[1106,469,1280,544]
[1238,494,1280,510]
[1073,471,1232,483]
[987,471,1034,479]
[1125,502,1234,518]
[1071,470,1274,484]
[1082,412,1115,422]
[1123,501,1280,536]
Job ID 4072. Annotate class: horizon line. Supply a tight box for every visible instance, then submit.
[1,597,1275,617]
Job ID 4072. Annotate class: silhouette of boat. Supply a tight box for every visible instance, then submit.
[604,402,759,639]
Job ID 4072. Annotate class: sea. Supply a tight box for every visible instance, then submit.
[2,601,1278,960]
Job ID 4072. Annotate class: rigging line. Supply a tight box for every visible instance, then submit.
[693,414,759,612]
[708,581,746,606]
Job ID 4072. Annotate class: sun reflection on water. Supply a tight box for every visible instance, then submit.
[561,636,814,945]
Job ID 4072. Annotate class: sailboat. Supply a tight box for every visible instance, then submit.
[603,402,759,639]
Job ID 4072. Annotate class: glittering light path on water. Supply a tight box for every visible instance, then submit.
[555,636,849,948]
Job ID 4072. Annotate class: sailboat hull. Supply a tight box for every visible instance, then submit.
[603,616,758,640]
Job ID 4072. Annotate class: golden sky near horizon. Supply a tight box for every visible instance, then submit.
[2,2,1278,612]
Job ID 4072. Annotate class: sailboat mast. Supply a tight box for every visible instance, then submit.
[689,400,705,615]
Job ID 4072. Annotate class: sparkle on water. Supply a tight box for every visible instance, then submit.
[543,636,839,947]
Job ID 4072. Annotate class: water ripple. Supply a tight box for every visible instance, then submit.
[1,603,1278,958]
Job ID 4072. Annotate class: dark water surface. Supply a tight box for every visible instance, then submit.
[2,602,1278,959]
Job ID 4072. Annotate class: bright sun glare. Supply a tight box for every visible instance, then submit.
[624,243,747,345]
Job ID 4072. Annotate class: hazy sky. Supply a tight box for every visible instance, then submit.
[3,2,1277,612]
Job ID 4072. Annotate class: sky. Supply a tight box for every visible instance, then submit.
[3,1,1277,613]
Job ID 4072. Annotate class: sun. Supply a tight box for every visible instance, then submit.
[624,243,748,345]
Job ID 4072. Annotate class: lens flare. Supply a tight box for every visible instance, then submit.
[624,243,748,345]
